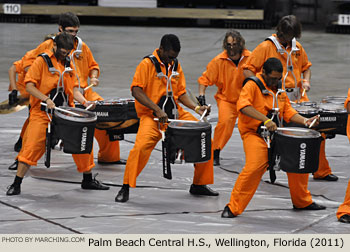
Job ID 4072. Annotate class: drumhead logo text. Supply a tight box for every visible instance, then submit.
[299,143,307,169]
[81,127,88,152]
[201,132,206,158]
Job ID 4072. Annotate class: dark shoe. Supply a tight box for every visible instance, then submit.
[14,137,22,152]
[213,149,220,166]
[81,174,109,190]
[97,159,127,165]
[6,184,21,196]
[8,159,18,170]
[293,202,326,211]
[221,206,236,218]
[189,184,219,196]
[115,184,129,203]
[314,174,338,181]
[339,214,350,223]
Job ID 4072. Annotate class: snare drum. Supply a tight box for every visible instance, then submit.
[284,104,319,128]
[53,107,97,154]
[321,96,346,105]
[78,98,140,140]
[274,127,322,173]
[316,102,347,135]
[166,121,212,163]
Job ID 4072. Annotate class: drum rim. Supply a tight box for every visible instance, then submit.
[168,121,211,129]
[54,106,97,123]
[276,127,321,138]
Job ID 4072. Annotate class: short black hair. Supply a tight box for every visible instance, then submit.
[58,12,80,29]
[55,32,74,51]
[263,58,283,75]
[276,15,302,39]
[160,34,181,52]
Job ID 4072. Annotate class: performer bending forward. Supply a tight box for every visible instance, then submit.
[222,57,325,218]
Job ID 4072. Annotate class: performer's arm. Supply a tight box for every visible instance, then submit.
[132,86,168,123]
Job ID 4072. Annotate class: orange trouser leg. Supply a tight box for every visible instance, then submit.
[337,179,350,219]
[177,110,214,185]
[122,116,162,187]
[20,117,30,138]
[94,128,121,162]
[227,134,268,216]
[72,151,95,173]
[17,114,48,166]
[213,99,238,151]
[287,172,313,208]
[313,135,332,178]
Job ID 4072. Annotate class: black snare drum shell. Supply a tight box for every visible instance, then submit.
[167,122,212,163]
[54,116,96,154]
[275,132,322,173]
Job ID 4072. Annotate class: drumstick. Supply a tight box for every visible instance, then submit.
[154,118,198,123]
[199,104,211,121]
[261,126,316,133]
[85,102,95,110]
[84,84,94,91]
[40,102,81,117]
[308,115,320,128]
[302,88,306,97]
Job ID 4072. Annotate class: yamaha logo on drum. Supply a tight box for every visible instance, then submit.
[95,111,109,117]
[201,132,206,158]
[299,143,307,169]
[81,127,88,152]
[320,116,336,122]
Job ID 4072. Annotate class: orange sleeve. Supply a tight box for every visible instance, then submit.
[24,56,44,88]
[13,60,23,73]
[282,95,298,122]
[237,81,256,111]
[242,42,270,74]
[130,59,150,91]
[84,43,100,77]
[345,88,350,109]
[22,40,53,69]
[299,46,312,73]
[175,63,187,97]
[197,56,219,87]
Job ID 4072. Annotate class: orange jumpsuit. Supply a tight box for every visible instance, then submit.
[243,34,331,179]
[18,50,77,166]
[122,49,214,187]
[226,73,314,216]
[336,89,350,219]
[23,37,122,168]
[198,49,251,151]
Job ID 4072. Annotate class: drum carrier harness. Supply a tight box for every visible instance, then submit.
[40,52,73,168]
[266,36,301,102]
[243,76,285,183]
[145,54,180,179]
[144,54,179,119]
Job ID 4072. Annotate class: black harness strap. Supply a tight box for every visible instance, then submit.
[144,54,178,76]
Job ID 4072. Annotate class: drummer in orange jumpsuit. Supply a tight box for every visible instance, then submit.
[8,35,57,169]
[197,30,251,166]
[6,32,107,196]
[336,88,350,223]
[243,15,337,182]
[115,34,218,203]
[13,12,126,173]
[221,57,326,218]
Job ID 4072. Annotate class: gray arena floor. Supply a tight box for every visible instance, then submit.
[0,23,350,235]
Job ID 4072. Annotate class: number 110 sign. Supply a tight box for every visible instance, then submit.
[3,3,21,15]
